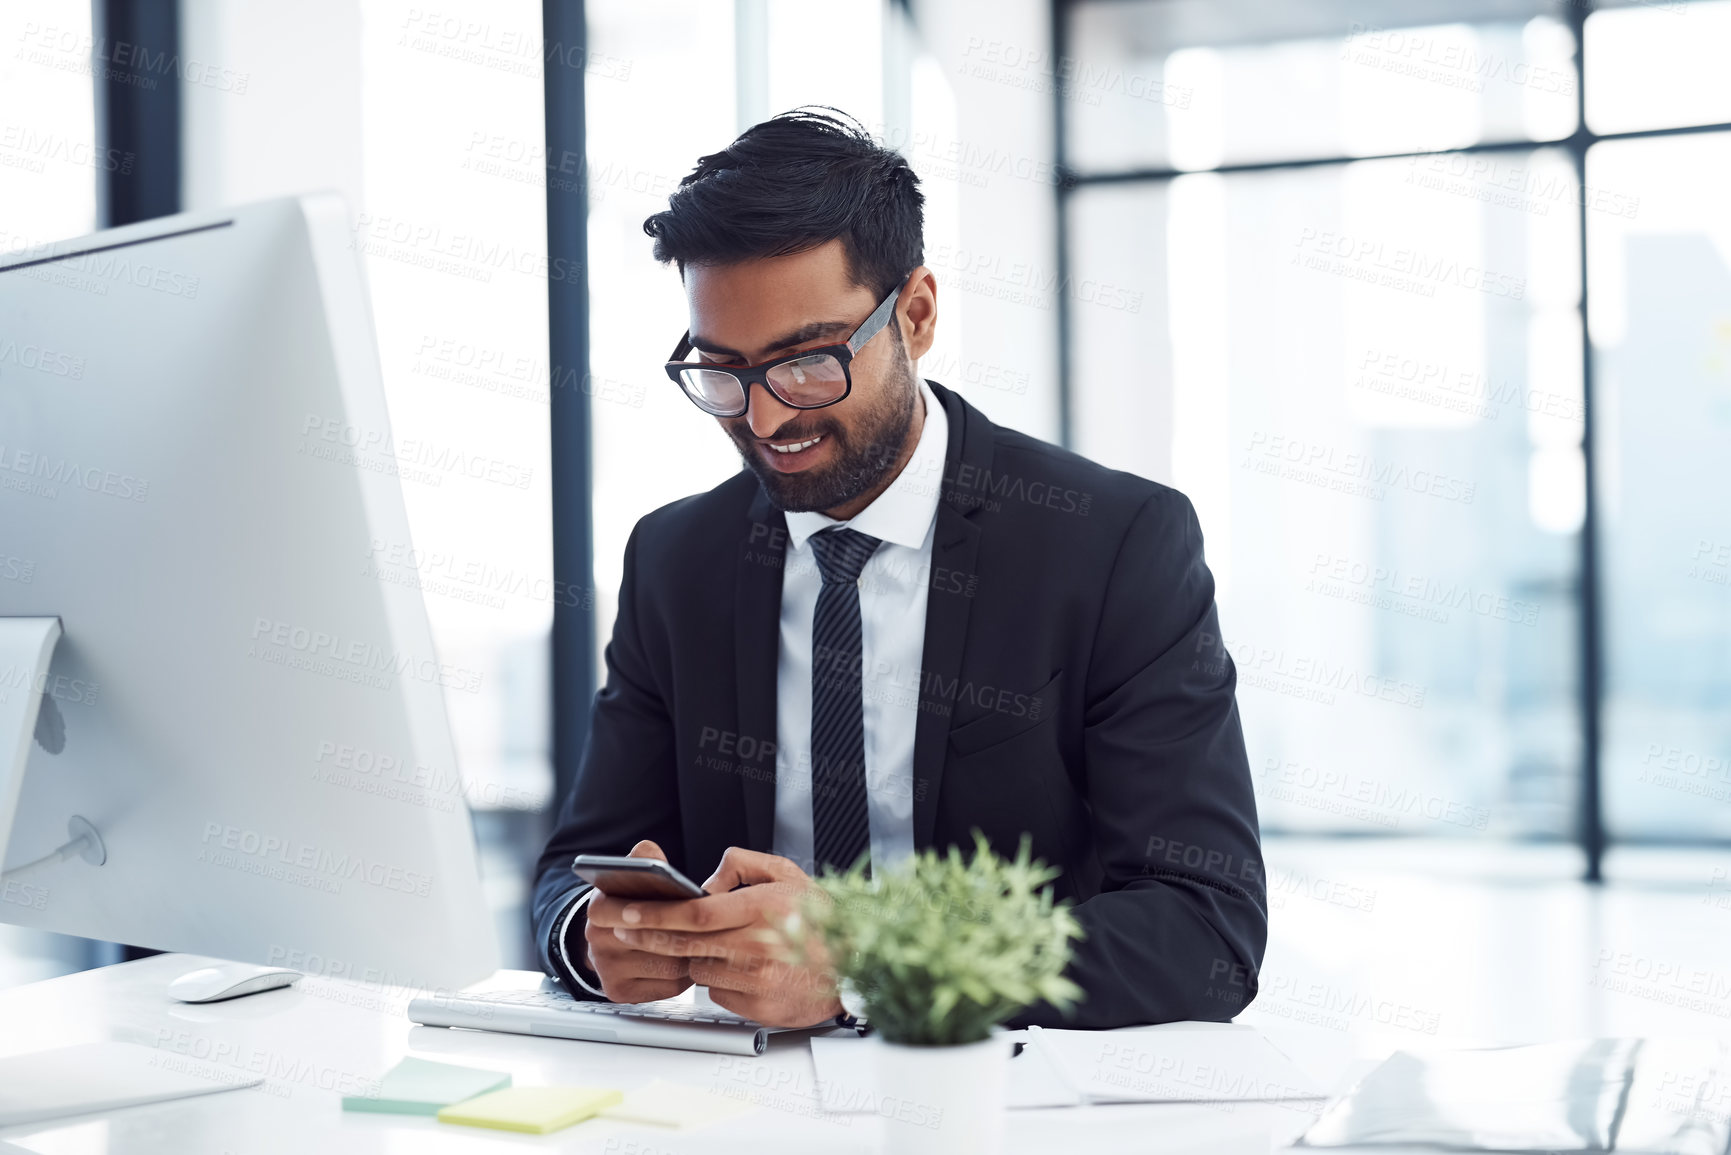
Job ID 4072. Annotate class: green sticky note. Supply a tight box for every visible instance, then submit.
[436,1086,623,1134]
[341,1056,512,1116]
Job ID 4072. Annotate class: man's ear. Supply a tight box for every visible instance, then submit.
[898,266,938,362]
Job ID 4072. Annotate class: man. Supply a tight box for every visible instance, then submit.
[532,109,1266,1030]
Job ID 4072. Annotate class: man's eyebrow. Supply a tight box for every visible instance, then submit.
[687,319,855,360]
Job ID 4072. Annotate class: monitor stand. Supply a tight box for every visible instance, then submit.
[0,617,63,868]
[0,618,105,882]
[0,615,107,880]
[0,620,251,1126]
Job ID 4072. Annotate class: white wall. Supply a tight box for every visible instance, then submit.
[907,0,1061,442]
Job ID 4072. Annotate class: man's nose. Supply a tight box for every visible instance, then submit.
[744,382,799,439]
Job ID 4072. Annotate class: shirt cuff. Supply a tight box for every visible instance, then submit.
[553,887,606,999]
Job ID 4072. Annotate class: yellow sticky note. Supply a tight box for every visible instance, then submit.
[436,1086,622,1134]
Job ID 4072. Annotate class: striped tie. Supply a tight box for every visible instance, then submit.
[807,526,882,874]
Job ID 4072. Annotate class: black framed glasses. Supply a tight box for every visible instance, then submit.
[664,278,907,418]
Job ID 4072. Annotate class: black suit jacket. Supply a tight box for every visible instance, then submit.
[532,380,1267,1028]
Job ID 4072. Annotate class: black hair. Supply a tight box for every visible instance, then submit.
[643,107,924,301]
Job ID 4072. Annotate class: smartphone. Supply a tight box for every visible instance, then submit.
[571,854,709,901]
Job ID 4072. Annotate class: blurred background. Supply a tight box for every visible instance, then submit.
[4,0,1728,1041]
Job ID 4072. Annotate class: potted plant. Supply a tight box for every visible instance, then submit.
[788,833,1083,1154]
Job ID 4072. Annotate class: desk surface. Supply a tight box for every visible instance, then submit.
[0,955,1386,1154]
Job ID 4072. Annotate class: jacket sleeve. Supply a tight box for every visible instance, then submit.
[530,521,683,996]
[1013,490,1267,1029]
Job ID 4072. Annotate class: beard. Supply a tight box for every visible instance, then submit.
[727,348,919,514]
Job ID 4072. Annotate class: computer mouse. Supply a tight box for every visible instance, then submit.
[167,963,301,1004]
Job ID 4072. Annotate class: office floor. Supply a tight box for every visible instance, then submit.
[3,836,1727,1049]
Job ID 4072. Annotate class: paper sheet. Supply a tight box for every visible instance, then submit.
[1031,1023,1328,1104]
[809,1023,1322,1112]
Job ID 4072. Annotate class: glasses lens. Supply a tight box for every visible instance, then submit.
[678,367,746,415]
[766,354,848,407]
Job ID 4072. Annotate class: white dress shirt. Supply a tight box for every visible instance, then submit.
[773,378,947,876]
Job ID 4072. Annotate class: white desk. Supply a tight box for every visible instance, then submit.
[11,844,1728,1153]
[0,954,1375,1154]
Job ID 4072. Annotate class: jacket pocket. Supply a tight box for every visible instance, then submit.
[946,669,1064,757]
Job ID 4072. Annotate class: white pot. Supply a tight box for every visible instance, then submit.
[873,1028,1011,1155]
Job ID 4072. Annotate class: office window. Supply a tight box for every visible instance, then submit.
[584,0,892,653]
[1063,1,1606,841]
[584,0,743,655]
[766,0,884,118]
[1073,152,1582,838]
[1064,3,1577,173]
[356,0,554,819]
[1584,0,1731,134]
[1064,0,1731,858]
[1593,133,1731,839]
[0,2,99,249]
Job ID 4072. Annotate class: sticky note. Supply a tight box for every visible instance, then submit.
[342,1056,512,1116]
[436,1086,623,1134]
[601,1079,756,1128]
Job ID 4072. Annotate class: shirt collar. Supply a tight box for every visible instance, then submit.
[784,377,947,552]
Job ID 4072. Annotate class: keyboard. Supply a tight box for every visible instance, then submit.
[407,982,794,1056]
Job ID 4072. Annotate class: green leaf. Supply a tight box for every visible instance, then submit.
[780,829,1086,1046]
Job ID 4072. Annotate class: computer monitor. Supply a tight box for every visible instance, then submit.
[0,194,499,993]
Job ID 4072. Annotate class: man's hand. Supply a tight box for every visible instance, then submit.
[580,840,693,1004]
[585,847,843,1028]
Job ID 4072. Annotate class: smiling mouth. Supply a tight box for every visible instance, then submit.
[766,435,824,454]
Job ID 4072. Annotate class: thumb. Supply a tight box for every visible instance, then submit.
[628,839,668,861]
[702,846,802,894]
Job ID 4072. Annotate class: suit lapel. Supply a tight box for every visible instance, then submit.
[911,381,994,851]
[735,486,785,852]
[911,502,982,850]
